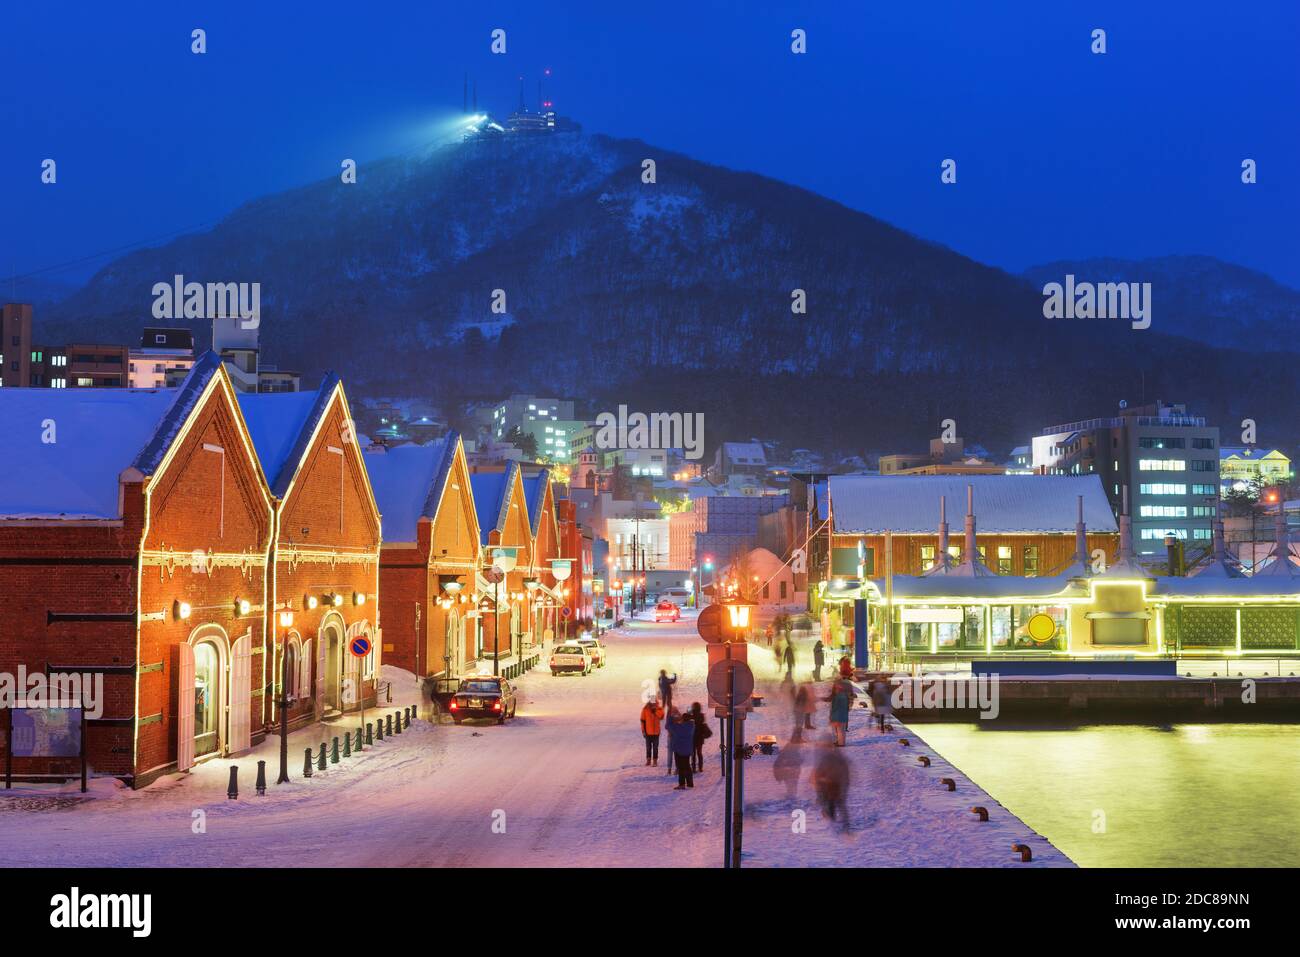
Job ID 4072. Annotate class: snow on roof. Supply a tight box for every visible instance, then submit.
[470,463,519,546]
[0,354,223,521]
[237,375,338,498]
[1153,576,1300,599]
[364,437,454,543]
[521,469,551,537]
[829,475,1117,534]
[0,388,180,520]
[876,574,1081,601]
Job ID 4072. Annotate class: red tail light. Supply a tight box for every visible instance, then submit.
[492,700,502,711]
[449,699,458,710]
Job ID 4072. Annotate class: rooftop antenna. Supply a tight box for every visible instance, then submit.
[518,75,525,111]
[472,81,477,113]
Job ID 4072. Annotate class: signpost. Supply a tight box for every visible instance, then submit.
[702,603,755,869]
[349,635,371,730]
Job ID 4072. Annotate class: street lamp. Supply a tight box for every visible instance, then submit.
[489,547,518,675]
[276,608,294,785]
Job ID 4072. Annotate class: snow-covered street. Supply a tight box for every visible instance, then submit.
[1,611,1070,867]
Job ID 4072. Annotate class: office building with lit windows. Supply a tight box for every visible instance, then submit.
[1032,401,1220,555]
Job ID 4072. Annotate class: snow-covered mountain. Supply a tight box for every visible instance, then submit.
[42,133,1300,452]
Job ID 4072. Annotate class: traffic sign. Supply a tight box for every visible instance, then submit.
[697,604,725,643]
[560,606,572,619]
[707,659,754,713]
[348,635,372,658]
[1026,613,1057,643]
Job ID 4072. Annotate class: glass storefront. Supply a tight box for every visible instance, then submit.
[194,642,219,757]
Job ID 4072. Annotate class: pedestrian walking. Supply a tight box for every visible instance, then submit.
[794,681,816,732]
[812,639,825,681]
[813,735,850,826]
[772,736,805,801]
[640,700,664,766]
[838,655,853,679]
[667,709,696,789]
[783,640,795,680]
[826,677,854,746]
[657,669,677,711]
[689,701,712,772]
[870,677,894,732]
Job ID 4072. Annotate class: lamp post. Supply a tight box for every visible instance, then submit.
[551,559,573,640]
[523,577,540,649]
[276,609,293,785]
[443,579,463,675]
[490,547,518,675]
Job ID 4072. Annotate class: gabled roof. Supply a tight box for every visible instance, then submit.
[236,373,339,499]
[521,469,553,538]
[470,461,522,546]
[0,352,223,520]
[829,475,1117,534]
[364,435,458,543]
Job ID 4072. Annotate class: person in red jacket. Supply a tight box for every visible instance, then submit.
[640,701,665,766]
[838,656,853,679]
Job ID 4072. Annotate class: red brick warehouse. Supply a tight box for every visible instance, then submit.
[366,433,481,679]
[237,373,382,736]
[0,355,273,786]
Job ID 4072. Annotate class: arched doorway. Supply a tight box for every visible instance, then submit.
[178,623,231,770]
[444,610,459,676]
[320,616,345,713]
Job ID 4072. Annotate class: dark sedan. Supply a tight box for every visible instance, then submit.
[448,676,518,724]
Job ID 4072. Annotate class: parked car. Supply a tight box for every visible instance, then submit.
[659,587,691,604]
[575,636,606,667]
[654,600,681,623]
[550,643,593,676]
[448,675,517,724]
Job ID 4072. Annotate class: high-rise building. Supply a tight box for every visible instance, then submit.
[1032,400,1220,555]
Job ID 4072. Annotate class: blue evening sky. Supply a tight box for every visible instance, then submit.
[2,0,1296,288]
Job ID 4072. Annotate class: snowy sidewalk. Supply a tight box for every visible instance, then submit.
[734,648,1075,867]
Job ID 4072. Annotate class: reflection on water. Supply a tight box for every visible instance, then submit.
[914,722,1300,867]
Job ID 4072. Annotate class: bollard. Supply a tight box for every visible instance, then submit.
[227,766,239,800]
[304,748,314,778]
[898,738,910,747]
[330,736,340,764]
[317,743,327,771]
[392,711,402,735]
[1012,843,1032,862]
[342,732,351,759]
[405,707,412,729]
[376,718,384,741]
[255,760,267,796]
[940,777,956,791]
[387,714,394,737]
[355,728,363,752]
[366,722,374,745]
[970,806,989,822]
[917,755,931,767]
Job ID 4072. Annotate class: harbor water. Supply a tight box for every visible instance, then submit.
[914,722,1300,867]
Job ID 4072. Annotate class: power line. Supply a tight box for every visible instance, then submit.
[7,221,215,285]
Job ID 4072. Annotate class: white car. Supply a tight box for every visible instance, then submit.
[575,637,606,668]
[550,643,592,676]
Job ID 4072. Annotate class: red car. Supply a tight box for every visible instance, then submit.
[654,600,681,623]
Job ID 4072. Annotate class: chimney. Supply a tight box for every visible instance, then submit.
[964,484,977,561]
[1075,494,1088,568]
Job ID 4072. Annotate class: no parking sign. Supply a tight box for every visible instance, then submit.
[349,635,372,658]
